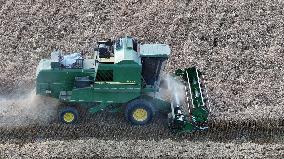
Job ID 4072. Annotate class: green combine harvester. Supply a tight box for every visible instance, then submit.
[36,36,209,133]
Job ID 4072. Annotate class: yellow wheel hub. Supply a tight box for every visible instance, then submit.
[133,108,148,122]
[63,112,75,123]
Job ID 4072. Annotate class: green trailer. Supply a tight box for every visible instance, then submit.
[36,36,209,132]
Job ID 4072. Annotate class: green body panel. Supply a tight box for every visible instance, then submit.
[88,102,112,113]
[97,61,141,84]
[37,69,96,98]
[70,83,140,103]
[141,86,158,93]
[37,61,142,104]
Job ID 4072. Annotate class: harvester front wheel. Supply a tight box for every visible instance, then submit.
[59,107,79,124]
[125,99,155,125]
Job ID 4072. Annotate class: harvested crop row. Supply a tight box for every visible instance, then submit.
[1,137,284,158]
[0,112,283,145]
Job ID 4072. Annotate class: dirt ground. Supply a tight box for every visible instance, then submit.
[2,138,284,158]
[0,0,284,158]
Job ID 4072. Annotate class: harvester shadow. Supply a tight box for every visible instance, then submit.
[0,112,283,144]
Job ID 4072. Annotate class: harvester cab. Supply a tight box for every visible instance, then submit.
[36,36,209,133]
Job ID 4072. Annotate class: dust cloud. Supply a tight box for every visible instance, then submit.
[0,89,58,127]
[157,74,186,106]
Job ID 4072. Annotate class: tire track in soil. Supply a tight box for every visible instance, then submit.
[0,112,283,145]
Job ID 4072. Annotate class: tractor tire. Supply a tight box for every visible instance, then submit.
[59,107,79,124]
[125,99,155,125]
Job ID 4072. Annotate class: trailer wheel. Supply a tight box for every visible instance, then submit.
[59,107,78,124]
[125,99,155,125]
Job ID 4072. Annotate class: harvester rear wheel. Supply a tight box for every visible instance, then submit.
[59,107,79,124]
[125,99,155,125]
